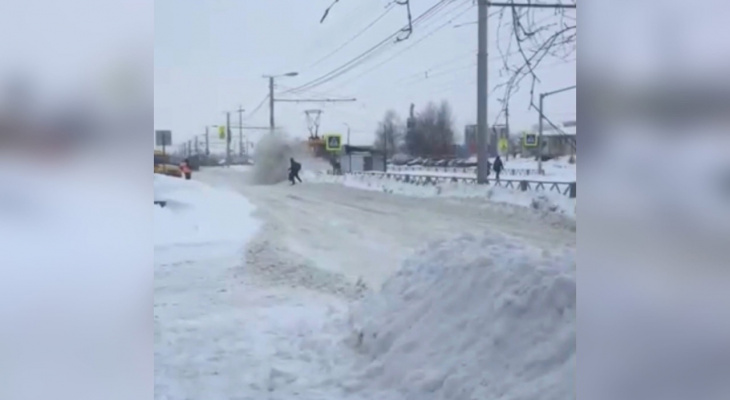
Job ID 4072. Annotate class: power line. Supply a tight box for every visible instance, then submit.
[304,2,397,71]
[283,0,457,95]
[399,49,476,80]
[402,62,476,86]
[329,3,496,92]
[394,10,559,85]
[247,94,270,120]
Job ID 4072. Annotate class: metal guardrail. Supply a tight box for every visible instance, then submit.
[349,171,576,198]
[389,165,544,176]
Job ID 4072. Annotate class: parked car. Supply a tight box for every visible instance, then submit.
[407,157,424,166]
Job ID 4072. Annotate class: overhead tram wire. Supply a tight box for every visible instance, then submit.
[395,10,562,84]
[328,2,490,92]
[283,0,454,95]
[276,84,355,101]
[303,2,397,71]
[282,0,456,96]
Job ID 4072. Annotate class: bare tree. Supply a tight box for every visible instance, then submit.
[405,100,455,158]
[434,100,456,156]
[374,109,405,157]
[493,1,576,119]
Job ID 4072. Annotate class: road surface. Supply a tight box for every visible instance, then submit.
[195,167,575,289]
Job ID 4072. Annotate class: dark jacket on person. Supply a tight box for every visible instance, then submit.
[289,159,301,173]
[493,156,504,173]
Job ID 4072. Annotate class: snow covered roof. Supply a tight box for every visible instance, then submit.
[531,120,576,136]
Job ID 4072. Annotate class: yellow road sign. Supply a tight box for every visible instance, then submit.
[324,134,342,151]
[498,138,509,153]
[219,126,226,139]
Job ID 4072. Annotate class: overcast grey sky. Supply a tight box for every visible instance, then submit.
[154,0,576,146]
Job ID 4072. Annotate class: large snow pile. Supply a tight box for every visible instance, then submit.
[154,174,260,264]
[344,232,575,399]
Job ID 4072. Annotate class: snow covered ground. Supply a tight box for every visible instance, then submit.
[154,174,261,264]
[0,155,151,400]
[151,167,576,399]
[310,171,576,218]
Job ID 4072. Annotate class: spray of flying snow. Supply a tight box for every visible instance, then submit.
[250,130,298,185]
[251,130,332,184]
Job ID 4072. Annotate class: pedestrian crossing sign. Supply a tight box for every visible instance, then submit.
[498,138,509,153]
[324,134,342,151]
[523,132,538,147]
[218,126,226,139]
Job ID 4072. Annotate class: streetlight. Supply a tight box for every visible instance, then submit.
[262,72,299,130]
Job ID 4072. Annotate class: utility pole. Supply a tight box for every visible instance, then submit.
[268,77,275,130]
[504,100,510,160]
[476,1,576,183]
[343,123,351,147]
[343,122,352,172]
[538,93,545,169]
[226,112,231,167]
[476,0,489,183]
[263,72,299,131]
[383,130,388,172]
[205,126,210,156]
[236,106,245,156]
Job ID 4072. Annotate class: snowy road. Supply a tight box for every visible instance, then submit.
[196,167,575,289]
[156,168,577,399]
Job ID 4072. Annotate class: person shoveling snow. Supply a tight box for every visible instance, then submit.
[288,157,302,185]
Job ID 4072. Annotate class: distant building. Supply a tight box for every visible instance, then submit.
[339,145,385,173]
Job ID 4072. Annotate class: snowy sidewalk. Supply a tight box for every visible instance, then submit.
[154,175,358,399]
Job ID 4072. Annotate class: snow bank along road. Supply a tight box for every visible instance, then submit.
[195,167,575,289]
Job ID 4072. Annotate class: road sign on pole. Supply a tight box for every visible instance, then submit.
[523,132,538,147]
[155,130,172,156]
[498,137,509,154]
[155,130,172,147]
[324,134,342,151]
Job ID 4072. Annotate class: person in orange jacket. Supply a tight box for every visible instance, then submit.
[180,159,192,180]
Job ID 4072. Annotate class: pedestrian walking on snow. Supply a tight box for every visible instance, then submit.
[493,156,504,181]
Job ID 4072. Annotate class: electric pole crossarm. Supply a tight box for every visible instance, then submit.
[229,126,271,130]
[543,85,577,98]
[486,2,576,8]
[274,98,357,102]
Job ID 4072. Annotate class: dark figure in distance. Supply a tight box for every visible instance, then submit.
[493,156,504,181]
[289,158,302,185]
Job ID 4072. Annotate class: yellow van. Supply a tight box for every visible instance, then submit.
[154,150,183,178]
